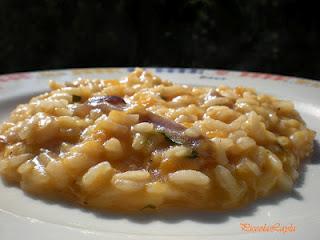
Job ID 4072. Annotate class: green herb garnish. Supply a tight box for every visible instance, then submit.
[158,130,183,145]
[188,149,199,159]
[160,95,169,101]
[140,204,156,210]
[72,95,82,103]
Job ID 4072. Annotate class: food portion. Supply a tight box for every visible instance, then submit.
[0,68,315,211]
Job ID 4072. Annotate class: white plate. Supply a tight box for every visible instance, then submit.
[0,68,319,240]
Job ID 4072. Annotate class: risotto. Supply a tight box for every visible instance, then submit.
[0,68,315,212]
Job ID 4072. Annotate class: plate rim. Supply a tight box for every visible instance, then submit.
[0,66,319,84]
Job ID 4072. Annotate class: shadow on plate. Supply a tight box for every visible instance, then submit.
[1,140,319,225]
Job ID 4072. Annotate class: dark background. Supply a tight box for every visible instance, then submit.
[0,0,319,79]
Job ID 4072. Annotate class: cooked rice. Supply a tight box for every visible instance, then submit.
[0,68,315,211]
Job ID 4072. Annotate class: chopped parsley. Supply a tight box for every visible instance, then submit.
[72,95,82,103]
[140,204,156,210]
[160,95,169,101]
[188,150,199,159]
[158,130,183,145]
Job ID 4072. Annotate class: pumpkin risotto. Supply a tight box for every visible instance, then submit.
[0,68,315,211]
